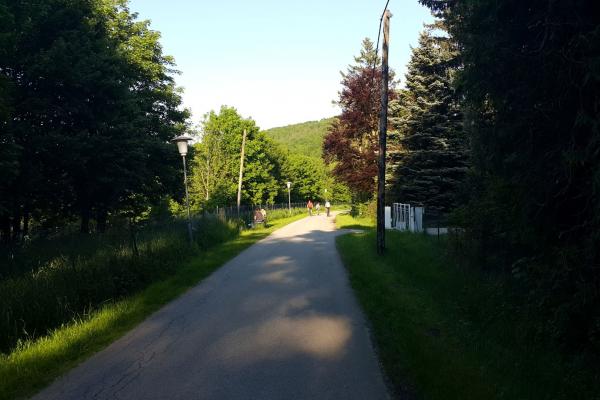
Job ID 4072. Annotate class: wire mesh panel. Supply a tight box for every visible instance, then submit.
[392,203,424,233]
[393,203,411,231]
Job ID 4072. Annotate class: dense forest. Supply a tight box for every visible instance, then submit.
[263,117,351,205]
[182,108,349,214]
[324,0,600,362]
[264,118,334,158]
[0,0,188,238]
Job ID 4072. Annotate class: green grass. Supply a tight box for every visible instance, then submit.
[0,213,306,400]
[0,216,241,353]
[335,214,599,400]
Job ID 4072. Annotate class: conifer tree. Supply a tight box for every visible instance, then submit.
[389,24,467,214]
[419,0,600,348]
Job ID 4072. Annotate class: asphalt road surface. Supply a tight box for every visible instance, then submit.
[33,213,390,400]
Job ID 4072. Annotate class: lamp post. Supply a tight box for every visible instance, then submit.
[286,181,292,214]
[324,188,328,201]
[171,134,193,244]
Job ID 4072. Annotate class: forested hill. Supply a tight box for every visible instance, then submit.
[263,118,335,158]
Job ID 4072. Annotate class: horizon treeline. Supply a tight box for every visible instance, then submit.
[186,106,349,213]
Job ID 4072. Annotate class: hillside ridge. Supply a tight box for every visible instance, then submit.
[263,117,335,158]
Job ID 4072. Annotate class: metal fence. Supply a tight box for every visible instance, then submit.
[195,202,308,225]
[389,203,451,236]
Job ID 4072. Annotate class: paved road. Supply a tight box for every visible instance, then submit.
[33,213,390,400]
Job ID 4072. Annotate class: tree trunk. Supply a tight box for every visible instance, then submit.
[96,208,108,233]
[129,218,139,257]
[11,208,22,242]
[22,207,30,237]
[0,215,10,243]
[80,206,90,234]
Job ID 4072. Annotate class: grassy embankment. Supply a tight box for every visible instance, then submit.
[0,212,306,400]
[335,213,598,400]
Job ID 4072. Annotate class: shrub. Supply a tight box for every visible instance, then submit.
[0,216,238,353]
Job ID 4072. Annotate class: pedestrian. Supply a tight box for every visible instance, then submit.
[260,207,267,224]
[253,207,264,227]
[307,199,313,216]
[315,202,321,215]
[325,200,331,217]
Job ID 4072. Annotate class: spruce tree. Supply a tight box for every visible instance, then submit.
[389,24,467,215]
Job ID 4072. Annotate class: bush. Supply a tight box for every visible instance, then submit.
[350,200,377,220]
[0,216,238,353]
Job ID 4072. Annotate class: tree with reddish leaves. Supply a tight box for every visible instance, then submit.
[323,38,396,201]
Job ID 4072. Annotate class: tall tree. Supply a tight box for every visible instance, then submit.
[323,38,397,201]
[0,0,188,237]
[281,154,327,202]
[389,24,468,214]
[420,0,600,348]
[189,106,283,209]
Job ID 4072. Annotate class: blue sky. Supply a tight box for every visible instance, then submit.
[128,0,433,129]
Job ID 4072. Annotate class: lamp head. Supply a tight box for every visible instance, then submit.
[171,134,193,156]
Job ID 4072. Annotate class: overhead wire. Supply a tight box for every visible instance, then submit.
[375,0,391,60]
[370,0,391,110]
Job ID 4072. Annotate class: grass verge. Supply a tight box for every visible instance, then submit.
[0,213,306,400]
[335,214,598,400]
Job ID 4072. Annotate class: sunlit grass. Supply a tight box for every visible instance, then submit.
[0,213,306,400]
[335,212,374,229]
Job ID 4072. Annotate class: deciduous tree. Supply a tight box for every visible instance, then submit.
[324,38,397,201]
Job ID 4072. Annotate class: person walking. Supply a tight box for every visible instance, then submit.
[325,200,331,217]
[307,199,314,216]
[315,202,321,215]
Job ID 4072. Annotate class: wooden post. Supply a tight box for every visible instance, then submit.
[377,10,391,255]
[237,129,247,216]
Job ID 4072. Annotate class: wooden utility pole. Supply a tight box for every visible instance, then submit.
[377,9,391,255]
[237,129,247,216]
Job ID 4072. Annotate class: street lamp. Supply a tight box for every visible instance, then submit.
[171,134,193,244]
[324,188,328,201]
[286,181,292,214]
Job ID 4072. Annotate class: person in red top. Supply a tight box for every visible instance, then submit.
[306,199,314,216]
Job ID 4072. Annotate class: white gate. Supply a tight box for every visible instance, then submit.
[393,203,411,231]
[392,203,424,233]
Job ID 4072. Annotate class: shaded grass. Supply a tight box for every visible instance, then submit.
[335,215,599,400]
[0,214,306,400]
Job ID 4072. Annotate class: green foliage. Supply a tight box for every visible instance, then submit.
[189,106,282,209]
[0,215,238,353]
[419,0,600,352]
[263,118,334,158]
[0,0,188,238]
[388,24,468,214]
[324,38,397,200]
[281,154,327,201]
[336,216,599,400]
[350,200,377,221]
[189,110,351,210]
[263,118,351,204]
